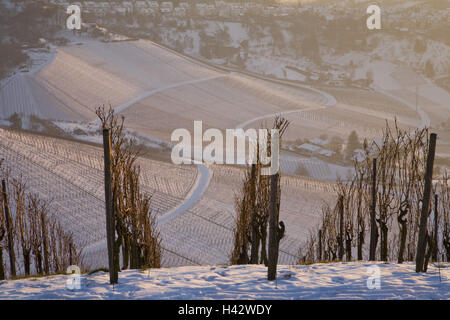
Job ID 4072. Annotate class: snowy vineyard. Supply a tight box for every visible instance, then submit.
[0,129,335,272]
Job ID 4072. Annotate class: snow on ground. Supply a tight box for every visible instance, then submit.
[52,120,168,150]
[325,48,450,127]
[0,262,448,300]
[280,155,353,181]
[0,119,12,127]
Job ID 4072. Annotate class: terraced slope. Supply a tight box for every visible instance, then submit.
[0,129,197,267]
[160,165,336,266]
[0,130,336,268]
[0,39,328,140]
[120,73,323,141]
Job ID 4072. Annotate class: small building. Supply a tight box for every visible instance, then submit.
[179,2,190,9]
[310,138,328,146]
[230,3,243,17]
[115,7,127,15]
[297,143,321,155]
[135,1,148,9]
[140,8,155,16]
[83,1,96,9]
[196,3,215,16]
[122,1,133,9]
[149,1,159,9]
[99,2,110,9]
[263,6,278,16]
[352,149,366,162]
[174,7,186,17]
[318,149,335,158]
[161,2,173,11]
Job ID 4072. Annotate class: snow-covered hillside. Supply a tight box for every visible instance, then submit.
[0,262,448,300]
[0,129,337,270]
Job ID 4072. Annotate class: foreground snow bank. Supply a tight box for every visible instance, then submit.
[0,262,448,300]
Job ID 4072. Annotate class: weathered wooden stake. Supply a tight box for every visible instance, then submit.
[338,195,344,260]
[433,194,438,262]
[0,245,4,280]
[267,172,279,281]
[69,242,73,266]
[369,158,377,261]
[318,229,322,261]
[2,179,16,277]
[0,226,5,280]
[103,129,118,284]
[250,164,259,264]
[416,133,437,272]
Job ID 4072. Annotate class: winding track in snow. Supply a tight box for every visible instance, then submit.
[75,38,340,256]
[109,40,337,229]
[371,84,430,129]
[83,48,335,256]
[114,74,228,114]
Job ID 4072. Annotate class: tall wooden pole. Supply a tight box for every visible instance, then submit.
[338,195,344,260]
[318,229,322,261]
[416,133,437,272]
[250,164,259,264]
[103,129,117,284]
[69,242,73,266]
[267,128,282,281]
[433,194,438,262]
[2,179,16,277]
[0,245,4,280]
[267,172,279,281]
[369,158,377,261]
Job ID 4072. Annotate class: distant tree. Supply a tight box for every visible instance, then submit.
[345,131,361,159]
[0,42,29,79]
[294,138,305,146]
[0,207,5,280]
[414,39,427,54]
[296,163,309,177]
[269,26,285,54]
[302,34,320,63]
[8,113,22,129]
[425,60,435,79]
[217,26,231,46]
[235,53,246,69]
[366,70,374,86]
[328,136,344,154]
[125,8,134,25]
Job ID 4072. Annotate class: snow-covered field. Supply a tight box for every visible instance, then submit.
[1,35,440,271]
[1,35,420,144]
[0,129,199,268]
[0,262,448,300]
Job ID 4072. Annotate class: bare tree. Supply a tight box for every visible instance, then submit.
[96,106,161,271]
[298,122,437,265]
[231,116,289,271]
[0,169,84,278]
[0,219,5,280]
